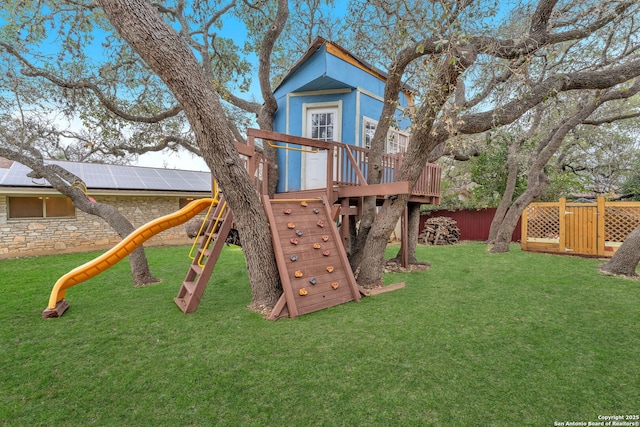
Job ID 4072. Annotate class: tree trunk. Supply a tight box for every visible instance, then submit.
[357,194,410,288]
[491,95,604,253]
[391,203,425,265]
[348,196,377,271]
[490,172,550,253]
[98,0,282,312]
[598,224,640,277]
[88,201,159,285]
[487,139,521,243]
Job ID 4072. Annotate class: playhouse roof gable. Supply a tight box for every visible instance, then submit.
[274,37,405,97]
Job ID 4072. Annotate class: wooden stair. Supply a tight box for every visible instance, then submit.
[174,197,233,313]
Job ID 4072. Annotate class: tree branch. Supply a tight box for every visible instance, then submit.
[1,42,183,123]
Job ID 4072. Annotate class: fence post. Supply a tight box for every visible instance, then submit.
[521,206,529,251]
[597,196,605,257]
[559,197,566,252]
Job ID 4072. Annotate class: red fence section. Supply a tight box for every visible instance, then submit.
[420,208,521,242]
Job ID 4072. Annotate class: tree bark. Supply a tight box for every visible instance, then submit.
[356,51,466,288]
[391,203,425,265]
[86,200,160,285]
[97,0,282,312]
[598,224,640,277]
[489,174,549,253]
[487,139,521,244]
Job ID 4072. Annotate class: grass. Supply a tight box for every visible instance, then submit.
[0,242,638,426]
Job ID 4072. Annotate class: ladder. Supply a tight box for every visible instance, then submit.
[174,196,233,313]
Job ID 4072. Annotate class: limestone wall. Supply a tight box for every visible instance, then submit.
[0,195,205,259]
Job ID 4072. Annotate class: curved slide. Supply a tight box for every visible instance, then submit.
[43,198,218,318]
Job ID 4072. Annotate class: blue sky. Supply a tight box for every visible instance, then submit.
[2,1,518,171]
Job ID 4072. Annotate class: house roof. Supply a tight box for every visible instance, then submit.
[0,158,212,193]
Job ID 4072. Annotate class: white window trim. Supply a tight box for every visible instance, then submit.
[362,116,378,149]
[386,128,410,154]
[362,116,410,154]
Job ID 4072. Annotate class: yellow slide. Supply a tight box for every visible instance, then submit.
[43,198,217,318]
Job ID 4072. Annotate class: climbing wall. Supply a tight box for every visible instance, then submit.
[263,196,360,319]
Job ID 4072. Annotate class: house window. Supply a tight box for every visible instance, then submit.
[8,196,75,219]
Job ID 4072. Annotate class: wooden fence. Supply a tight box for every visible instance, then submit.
[421,208,521,242]
[521,197,640,257]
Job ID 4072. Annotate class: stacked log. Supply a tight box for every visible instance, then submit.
[419,216,460,245]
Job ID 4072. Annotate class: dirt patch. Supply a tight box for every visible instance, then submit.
[383,260,431,273]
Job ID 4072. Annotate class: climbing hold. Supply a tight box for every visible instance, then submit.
[283,208,292,215]
[326,266,334,273]
[296,230,303,236]
[287,222,295,229]
[331,282,339,290]
[290,238,299,245]
[313,243,321,249]
[316,220,324,228]
[309,277,317,285]
[321,235,329,242]
[313,208,320,214]
[300,201,307,207]
[299,287,308,296]
[294,270,304,278]
[322,249,330,256]
[290,254,298,262]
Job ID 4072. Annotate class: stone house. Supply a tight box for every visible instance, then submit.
[0,157,212,259]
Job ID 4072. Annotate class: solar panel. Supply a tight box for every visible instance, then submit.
[0,159,211,192]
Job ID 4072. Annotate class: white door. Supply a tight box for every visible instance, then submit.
[303,107,339,189]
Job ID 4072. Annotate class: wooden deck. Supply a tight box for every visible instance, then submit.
[246,129,441,204]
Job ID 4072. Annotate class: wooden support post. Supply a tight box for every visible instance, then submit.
[521,206,529,252]
[597,196,605,257]
[559,197,566,253]
[401,206,409,268]
[326,147,333,203]
[341,198,350,253]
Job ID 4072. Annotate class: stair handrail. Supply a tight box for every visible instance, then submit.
[188,183,221,261]
[196,201,228,268]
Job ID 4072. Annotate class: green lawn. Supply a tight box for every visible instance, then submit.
[1,242,638,426]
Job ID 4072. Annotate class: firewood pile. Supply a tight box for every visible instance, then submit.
[419,217,460,245]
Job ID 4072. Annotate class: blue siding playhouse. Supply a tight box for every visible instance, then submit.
[272,37,415,193]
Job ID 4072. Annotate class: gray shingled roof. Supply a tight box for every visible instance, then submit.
[0,159,211,193]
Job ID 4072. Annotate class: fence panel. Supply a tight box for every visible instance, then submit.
[421,208,521,242]
[522,197,640,257]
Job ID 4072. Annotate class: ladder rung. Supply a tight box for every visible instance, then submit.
[197,248,212,258]
[181,281,196,295]
[190,264,203,275]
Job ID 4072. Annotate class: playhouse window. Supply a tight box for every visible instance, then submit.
[8,196,75,219]
[363,118,377,149]
[362,118,409,154]
[386,130,409,154]
[310,112,334,141]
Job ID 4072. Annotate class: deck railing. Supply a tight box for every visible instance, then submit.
[246,128,441,199]
[333,143,441,197]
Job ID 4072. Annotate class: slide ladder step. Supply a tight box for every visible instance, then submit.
[175,197,233,313]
